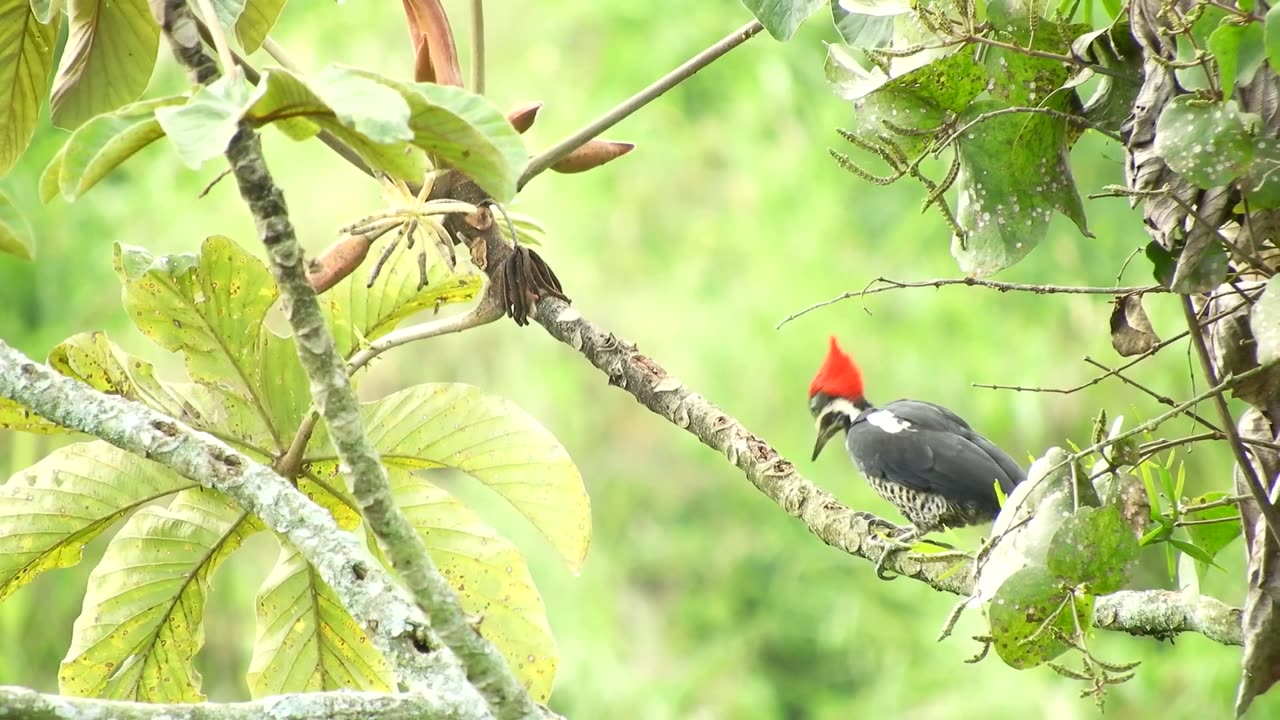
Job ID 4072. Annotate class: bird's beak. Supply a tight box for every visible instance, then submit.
[812,423,841,461]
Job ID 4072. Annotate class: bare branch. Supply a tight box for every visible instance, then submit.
[533,296,1243,644]
[470,0,486,94]
[1082,357,1222,433]
[777,277,1162,329]
[517,19,764,189]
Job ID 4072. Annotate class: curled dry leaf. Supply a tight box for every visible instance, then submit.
[402,0,463,86]
[307,234,373,294]
[1109,294,1161,357]
[506,102,543,134]
[551,139,635,174]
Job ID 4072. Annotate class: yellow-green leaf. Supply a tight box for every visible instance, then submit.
[0,189,35,260]
[50,0,160,130]
[54,96,185,200]
[0,442,195,602]
[320,228,482,359]
[236,0,288,54]
[391,470,558,702]
[307,383,591,571]
[0,0,59,175]
[247,543,393,697]
[0,396,63,433]
[60,489,258,701]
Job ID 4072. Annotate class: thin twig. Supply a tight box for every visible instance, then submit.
[942,106,1124,145]
[1082,357,1222,433]
[1179,297,1280,545]
[262,36,306,73]
[963,34,1138,80]
[469,0,485,94]
[1184,494,1251,514]
[776,277,1161,329]
[517,19,764,189]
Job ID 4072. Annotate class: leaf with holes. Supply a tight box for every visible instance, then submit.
[50,0,159,130]
[247,543,394,697]
[319,232,483,360]
[989,565,1085,669]
[741,0,825,40]
[391,470,558,701]
[45,96,185,201]
[60,489,257,700]
[1046,505,1140,593]
[0,0,59,175]
[0,190,34,260]
[0,443,196,602]
[306,384,591,571]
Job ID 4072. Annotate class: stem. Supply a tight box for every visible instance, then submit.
[262,36,306,73]
[942,106,1124,145]
[517,19,764,189]
[964,34,1137,80]
[1180,297,1280,545]
[194,0,237,79]
[469,0,485,94]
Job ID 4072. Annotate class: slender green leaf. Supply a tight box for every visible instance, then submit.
[156,75,256,169]
[50,0,160,130]
[1046,505,1140,593]
[392,470,558,702]
[0,0,59,175]
[236,0,288,53]
[741,0,825,40]
[1168,537,1221,567]
[247,543,393,697]
[0,442,195,602]
[0,189,34,260]
[53,96,185,201]
[60,489,257,701]
[307,383,591,571]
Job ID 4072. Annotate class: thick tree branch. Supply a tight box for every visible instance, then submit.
[533,296,1243,644]
[159,3,538,718]
[0,342,481,712]
[0,687,467,720]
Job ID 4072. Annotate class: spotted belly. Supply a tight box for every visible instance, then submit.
[865,475,991,534]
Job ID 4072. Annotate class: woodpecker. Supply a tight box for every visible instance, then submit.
[808,337,1025,576]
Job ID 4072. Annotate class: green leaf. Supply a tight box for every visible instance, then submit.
[1208,21,1245,101]
[320,231,483,360]
[1153,96,1257,188]
[236,0,288,53]
[307,384,591,571]
[0,0,59,175]
[53,96,185,201]
[1266,4,1280,72]
[247,543,393,697]
[988,565,1079,669]
[60,489,257,701]
[207,0,245,28]
[247,66,413,145]
[1252,275,1280,364]
[392,470,558,702]
[30,0,60,23]
[1046,505,1140,593]
[0,189,34,260]
[50,0,160,130]
[830,2,895,48]
[987,0,1054,33]
[156,75,256,169]
[1168,537,1221,567]
[1183,492,1242,575]
[0,442,195,602]
[741,0,825,40]
[0,397,62,433]
[113,236,310,449]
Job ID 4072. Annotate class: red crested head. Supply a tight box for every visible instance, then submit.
[808,336,864,401]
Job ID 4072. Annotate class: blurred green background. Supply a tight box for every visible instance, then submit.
[0,1,1272,718]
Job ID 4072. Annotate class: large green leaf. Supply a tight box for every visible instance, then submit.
[46,96,185,201]
[1154,96,1258,188]
[1045,505,1139,594]
[988,565,1088,669]
[0,442,195,602]
[155,75,256,169]
[391,470,558,702]
[0,0,59,176]
[60,488,257,701]
[741,0,825,40]
[830,2,894,48]
[306,384,591,571]
[113,237,310,449]
[247,543,393,697]
[0,189,34,260]
[320,230,483,359]
[50,0,160,130]
[236,0,288,54]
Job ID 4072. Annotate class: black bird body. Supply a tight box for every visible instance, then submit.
[808,338,1024,538]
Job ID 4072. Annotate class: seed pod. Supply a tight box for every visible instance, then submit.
[506,102,543,134]
[307,234,373,293]
[551,140,635,174]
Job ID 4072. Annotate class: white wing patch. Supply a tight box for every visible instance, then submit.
[866,409,913,434]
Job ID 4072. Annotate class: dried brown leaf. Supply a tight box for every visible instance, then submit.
[1110,294,1161,357]
[401,0,462,86]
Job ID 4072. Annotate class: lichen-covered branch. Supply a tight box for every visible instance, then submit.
[157,3,540,718]
[0,341,482,714]
[0,686,465,720]
[534,295,1245,644]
